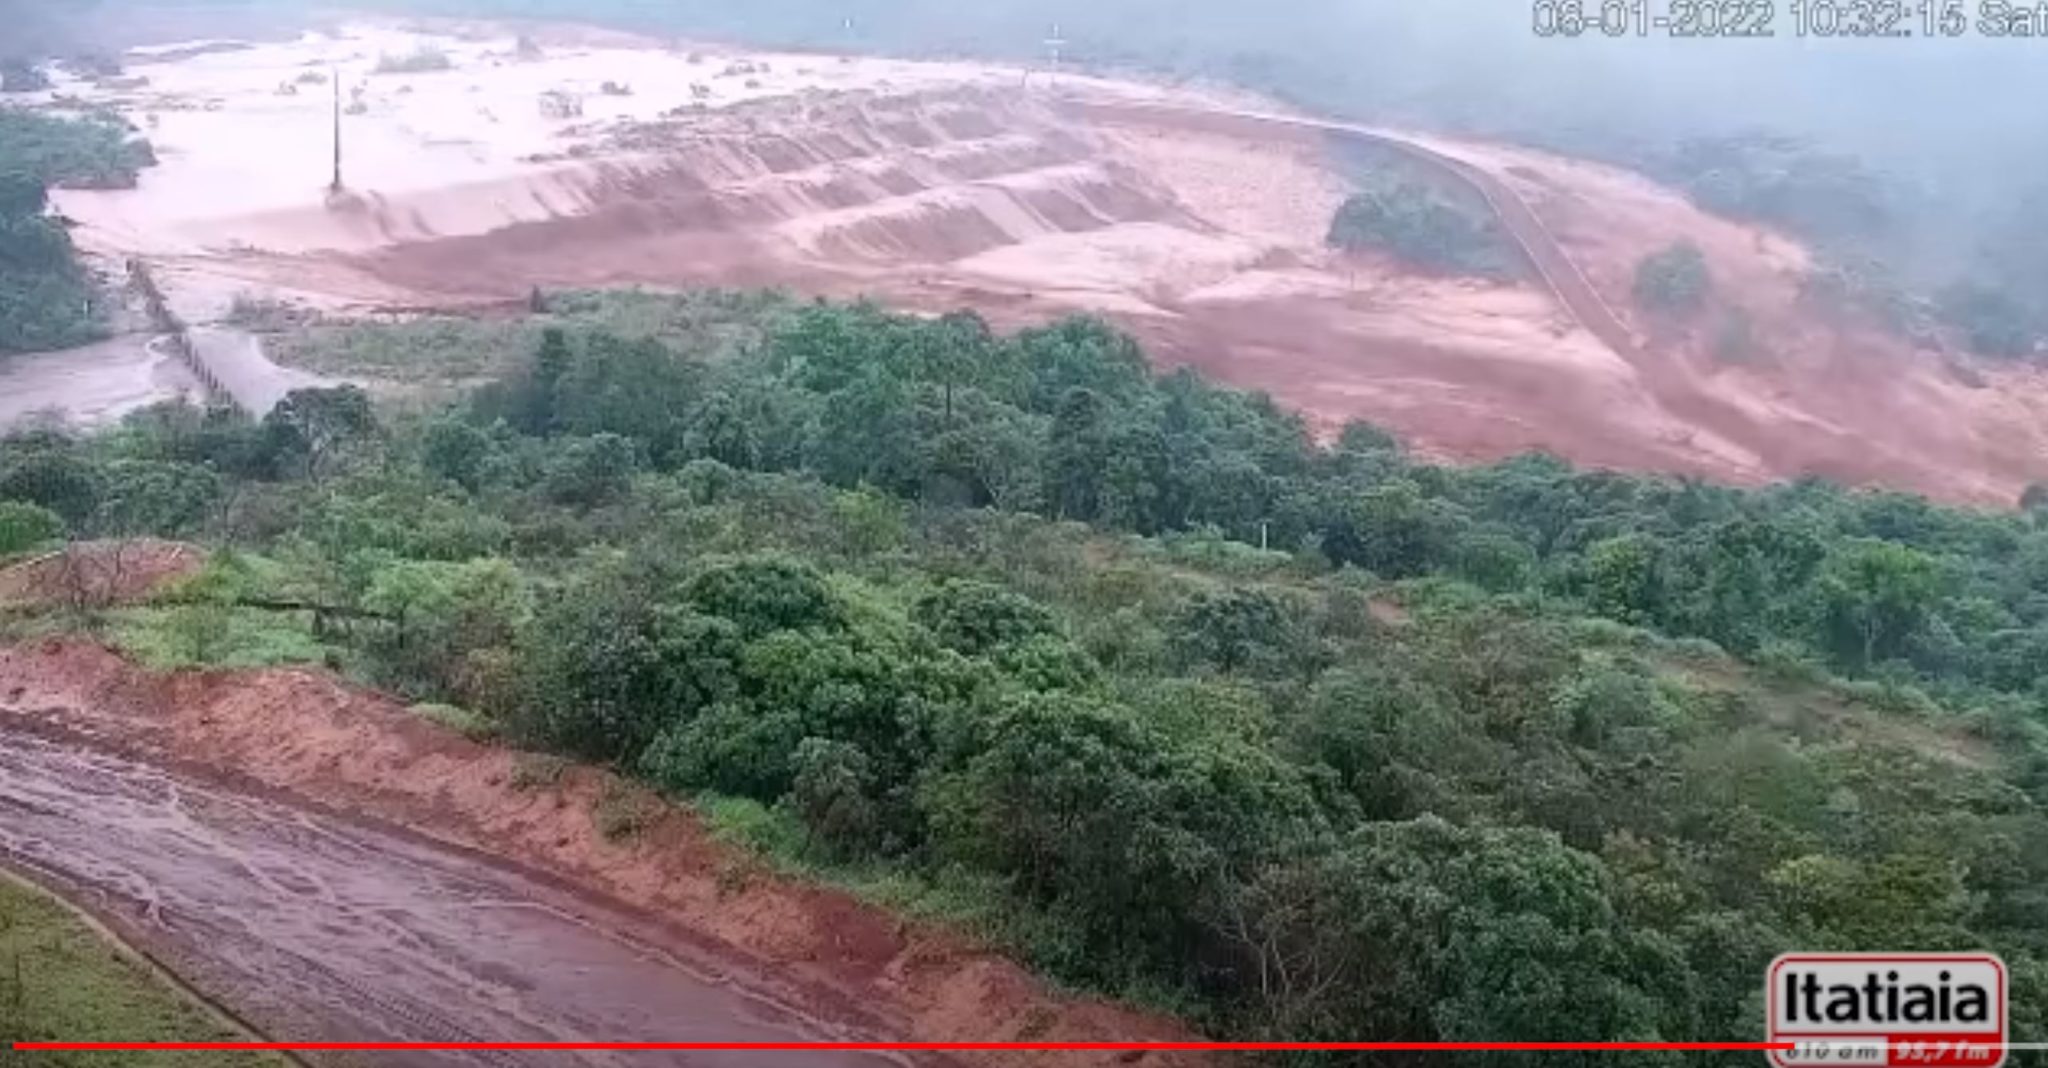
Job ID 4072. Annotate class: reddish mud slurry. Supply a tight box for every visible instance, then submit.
[0,730,916,1068]
[34,17,2048,501]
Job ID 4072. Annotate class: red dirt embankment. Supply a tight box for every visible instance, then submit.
[0,638,1213,1068]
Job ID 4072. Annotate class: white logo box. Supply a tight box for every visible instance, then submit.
[1768,954,2007,1068]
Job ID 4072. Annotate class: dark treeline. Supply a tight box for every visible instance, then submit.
[4,296,2046,1058]
[0,107,156,353]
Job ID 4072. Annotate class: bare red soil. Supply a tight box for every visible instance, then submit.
[0,638,1213,1068]
[324,88,2048,506]
[47,23,2048,505]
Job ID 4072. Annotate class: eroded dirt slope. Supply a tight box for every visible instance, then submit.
[0,638,1210,1068]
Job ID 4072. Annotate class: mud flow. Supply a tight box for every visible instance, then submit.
[0,729,910,1068]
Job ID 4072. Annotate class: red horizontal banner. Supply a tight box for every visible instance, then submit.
[15,1041,1797,1052]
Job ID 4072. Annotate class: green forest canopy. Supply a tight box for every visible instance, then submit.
[4,293,2045,1060]
[0,108,156,354]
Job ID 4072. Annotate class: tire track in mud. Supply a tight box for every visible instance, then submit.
[0,729,914,1068]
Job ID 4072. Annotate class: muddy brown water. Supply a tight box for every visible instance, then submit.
[0,333,199,430]
[0,729,910,1068]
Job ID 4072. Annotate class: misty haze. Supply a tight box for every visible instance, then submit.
[0,2,2044,1066]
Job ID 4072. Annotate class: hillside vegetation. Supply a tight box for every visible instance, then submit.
[0,108,157,354]
[3,294,2046,1059]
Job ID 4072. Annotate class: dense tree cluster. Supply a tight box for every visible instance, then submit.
[0,108,157,353]
[1326,182,1513,279]
[5,297,2048,1059]
[1633,242,1712,317]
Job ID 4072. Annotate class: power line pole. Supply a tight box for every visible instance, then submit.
[1043,23,1066,85]
[329,65,343,194]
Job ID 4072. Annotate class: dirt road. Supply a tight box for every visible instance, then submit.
[0,727,912,1068]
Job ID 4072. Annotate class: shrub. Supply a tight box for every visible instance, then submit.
[1633,241,1712,314]
[412,702,496,741]
[374,47,454,74]
[0,499,63,556]
[1327,182,1513,277]
[593,780,662,841]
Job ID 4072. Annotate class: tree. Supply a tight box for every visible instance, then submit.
[543,433,636,507]
[1817,539,1941,671]
[0,439,98,523]
[262,386,377,479]
[785,737,880,858]
[89,459,220,537]
[1581,533,1665,626]
[1669,133,1891,245]
[1327,181,1511,277]
[361,558,531,703]
[0,499,62,555]
[420,418,492,491]
[522,326,573,434]
[686,555,846,638]
[923,690,1323,979]
[1217,817,1693,1053]
[1171,586,1302,675]
[915,579,1060,656]
[1047,387,1112,521]
[0,173,46,217]
[1632,242,1711,315]
[516,569,742,763]
[1324,479,1463,578]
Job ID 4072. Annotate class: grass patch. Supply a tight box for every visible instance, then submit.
[0,874,288,1065]
[264,318,537,383]
[261,289,795,386]
[106,605,327,670]
[592,780,663,841]
[687,793,1095,990]
[695,793,808,858]
[411,702,496,741]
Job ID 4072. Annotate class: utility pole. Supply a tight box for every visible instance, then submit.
[1043,23,1066,85]
[329,65,343,194]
